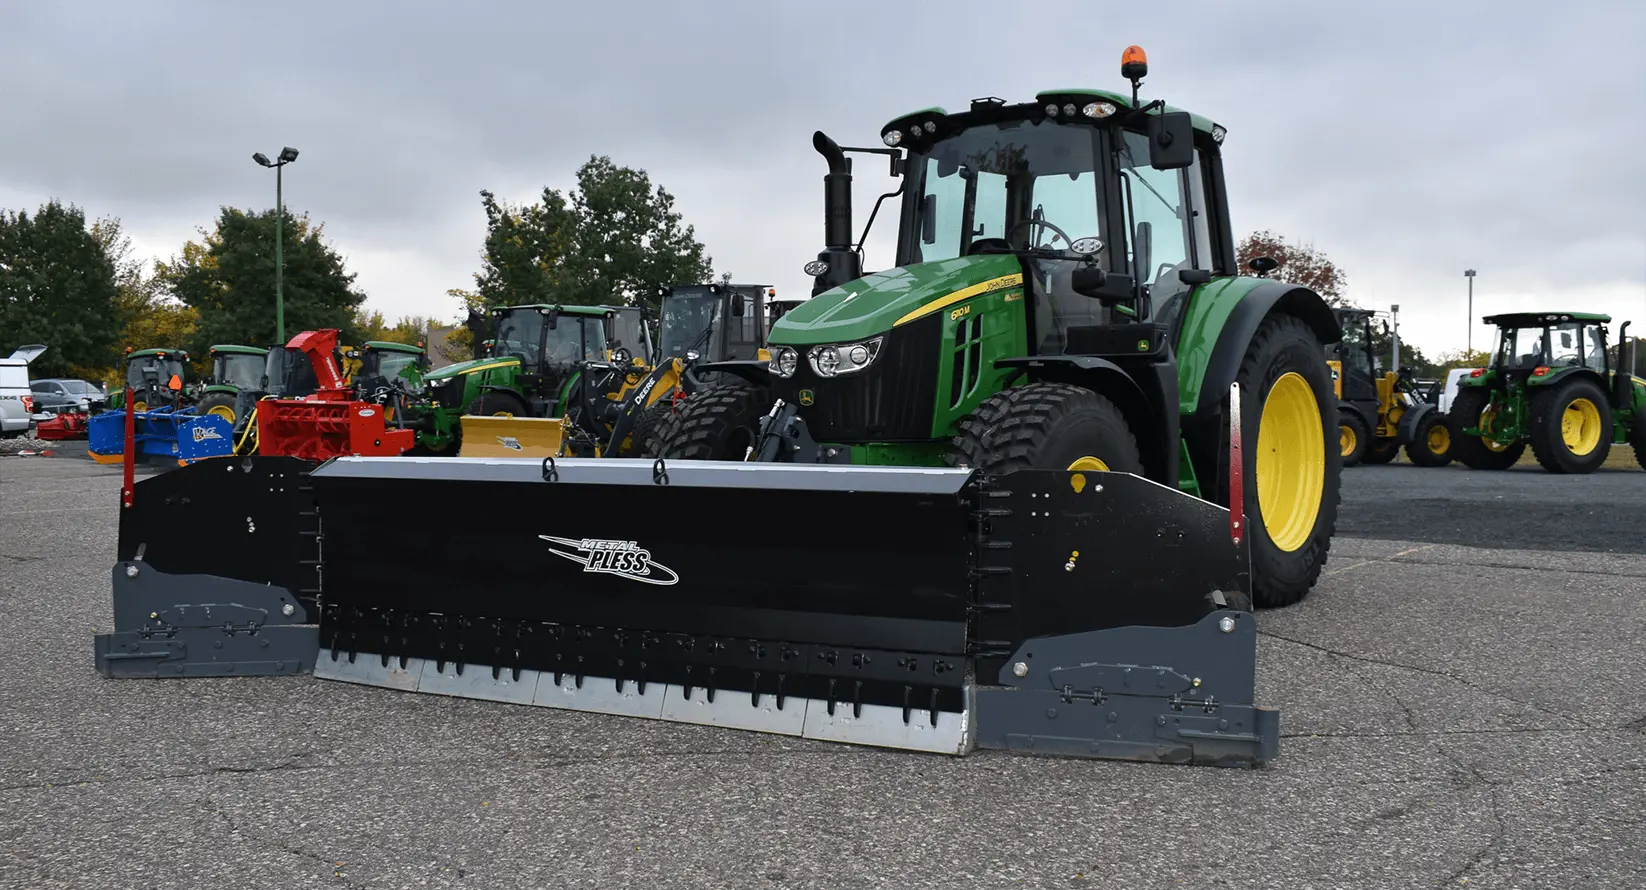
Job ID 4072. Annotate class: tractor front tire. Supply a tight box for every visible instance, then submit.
[1223,313,1340,609]
[1527,376,1612,474]
[953,382,1143,475]
[1338,411,1369,468]
[195,392,238,426]
[1447,388,1525,470]
[1404,411,1454,467]
[663,380,771,460]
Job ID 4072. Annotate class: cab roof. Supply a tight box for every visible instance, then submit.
[882,89,1222,148]
[208,344,268,356]
[496,303,630,316]
[363,340,424,353]
[1484,311,1611,327]
[127,348,187,359]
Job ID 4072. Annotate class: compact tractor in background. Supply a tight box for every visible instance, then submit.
[1328,307,1452,467]
[192,345,269,426]
[96,46,1334,770]
[1449,312,1646,473]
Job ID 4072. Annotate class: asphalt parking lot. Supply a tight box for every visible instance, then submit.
[2,452,1643,890]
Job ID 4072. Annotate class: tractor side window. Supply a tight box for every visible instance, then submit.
[581,320,606,362]
[725,293,762,360]
[1499,328,1543,369]
[1117,131,1191,287]
[1582,324,1606,368]
[1185,149,1213,269]
[607,311,651,363]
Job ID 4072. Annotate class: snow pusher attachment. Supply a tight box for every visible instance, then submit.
[307,455,1275,767]
[87,406,235,466]
[456,415,565,458]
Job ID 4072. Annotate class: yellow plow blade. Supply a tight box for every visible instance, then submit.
[457,415,564,458]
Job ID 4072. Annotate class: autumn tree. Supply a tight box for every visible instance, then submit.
[158,207,367,355]
[89,217,200,388]
[0,200,124,378]
[354,308,432,346]
[1236,230,1348,306]
[463,156,714,318]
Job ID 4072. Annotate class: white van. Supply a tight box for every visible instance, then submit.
[1436,368,1481,414]
[1,344,48,438]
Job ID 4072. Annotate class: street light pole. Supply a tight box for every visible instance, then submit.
[1390,303,1400,370]
[253,147,300,343]
[1464,269,1476,356]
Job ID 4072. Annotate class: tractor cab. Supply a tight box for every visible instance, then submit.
[1482,312,1611,380]
[656,283,772,363]
[120,348,190,411]
[194,345,269,425]
[352,341,429,396]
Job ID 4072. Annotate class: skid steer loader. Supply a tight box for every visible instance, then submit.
[93,46,1335,769]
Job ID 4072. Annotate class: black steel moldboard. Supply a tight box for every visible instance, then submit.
[117,456,321,608]
[970,470,1248,679]
[312,459,977,712]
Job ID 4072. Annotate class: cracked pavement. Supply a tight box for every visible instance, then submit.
[1,455,1643,889]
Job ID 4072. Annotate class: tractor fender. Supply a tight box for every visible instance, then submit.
[200,384,239,396]
[1525,366,1605,391]
[1193,281,1341,417]
[996,355,1176,486]
[686,360,771,390]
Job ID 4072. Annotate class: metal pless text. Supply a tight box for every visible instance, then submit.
[537,535,681,585]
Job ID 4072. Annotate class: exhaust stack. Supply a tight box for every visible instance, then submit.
[809,131,862,296]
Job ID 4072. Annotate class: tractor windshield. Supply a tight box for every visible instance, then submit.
[126,356,185,390]
[608,308,652,364]
[370,350,422,384]
[659,292,723,360]
[493,309,547,366]
[908,119,1103,264]
[212,353,264,390]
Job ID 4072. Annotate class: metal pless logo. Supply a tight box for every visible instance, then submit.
[538,535,680,585]
[498,436,523,450]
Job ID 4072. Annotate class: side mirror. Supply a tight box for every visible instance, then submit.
[1248,256,1280,276]
[1071,266,1108,299]
[1178,268,1213,285]
[920,194,938,244]
[1147,111,1195,171]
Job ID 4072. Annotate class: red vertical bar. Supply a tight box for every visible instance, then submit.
[121,386,136,508]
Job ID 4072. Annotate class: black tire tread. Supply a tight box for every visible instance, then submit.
[662,380,771,460]
[1446,387,1524,470]
[1526,376,1612,474]
[1338,410,1369,468]
[1403,411,1453,467]
[954,381,1142,474]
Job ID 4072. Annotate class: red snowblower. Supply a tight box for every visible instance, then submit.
[247,329,416,461]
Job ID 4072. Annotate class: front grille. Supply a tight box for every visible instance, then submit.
[429,376,465,410]
[772,314,941,441]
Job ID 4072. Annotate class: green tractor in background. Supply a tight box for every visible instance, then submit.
[1449,312,1646,473]
[108,347,191,412]
[416,303,653,455]
[192,344,270,426]
[663,46,1343,606]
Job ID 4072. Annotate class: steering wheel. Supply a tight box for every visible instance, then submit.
[611,346,632,367]
[1006,218,1075,255]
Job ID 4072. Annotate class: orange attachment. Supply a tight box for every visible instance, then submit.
[1122,45,1147,67]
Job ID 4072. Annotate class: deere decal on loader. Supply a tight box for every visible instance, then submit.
[1329,307,1452,467]
[1449,312,1646,473]
[93,46,1338,769]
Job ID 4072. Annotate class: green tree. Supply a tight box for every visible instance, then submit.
[88,217,200,389]
[354,307,431,346]
[464,156,714,317]
[1434,348,1490,372]
[0,200,123,378]
[158,207,367,354]
[1236,230,1348,306]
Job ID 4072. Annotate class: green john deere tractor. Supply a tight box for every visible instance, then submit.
[414,303,653,455]
[664,54,1344,606]
[192,344,270,426]
[1449,312,1646,473]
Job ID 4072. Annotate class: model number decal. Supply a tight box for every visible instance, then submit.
[539,535,681,585]
[950,304,971,321]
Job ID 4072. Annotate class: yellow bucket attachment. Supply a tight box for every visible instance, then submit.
[458,415,565,458]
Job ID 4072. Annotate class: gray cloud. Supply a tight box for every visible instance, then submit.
[1,0,1641,357]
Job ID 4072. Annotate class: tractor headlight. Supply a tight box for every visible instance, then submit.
[808,337,882,378]
[769,346,799,378]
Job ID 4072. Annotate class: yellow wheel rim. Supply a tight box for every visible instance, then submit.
[1427,422,1451,454]
[133,400,149,412]
[1479,405,1507,451]
[1256,371,1326,553]
[1339,424,1357,457]
[1067,456,1110,472]
[207,405,236,423]
[1561,398,1603,455]
[492,411,514,417]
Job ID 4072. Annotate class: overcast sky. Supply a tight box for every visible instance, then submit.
[2,0,1642,360]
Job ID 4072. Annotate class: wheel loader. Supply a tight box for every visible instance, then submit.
[93,46,1337,770]
[1448,312,1646,473]
[1328,307,1451,467]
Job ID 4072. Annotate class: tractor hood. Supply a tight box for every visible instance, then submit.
[423,355,521,383]
[770,254,1023,346]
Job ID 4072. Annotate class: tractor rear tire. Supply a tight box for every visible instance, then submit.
[1338,411,1369,468]
[631,401,677,457]
[466,392,530,418]
[1447,388,1524,470]
[1527,376,1612,474]
[1404,411,1454,467]
[952,382,1143,475]
[1221,313,1340,609]
[195,392,238,426]
[662,380,771,460]
[1631,411,1646,471]
[1361,438,1400,464]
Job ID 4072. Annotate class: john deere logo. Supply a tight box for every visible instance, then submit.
[798,390,815,406]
